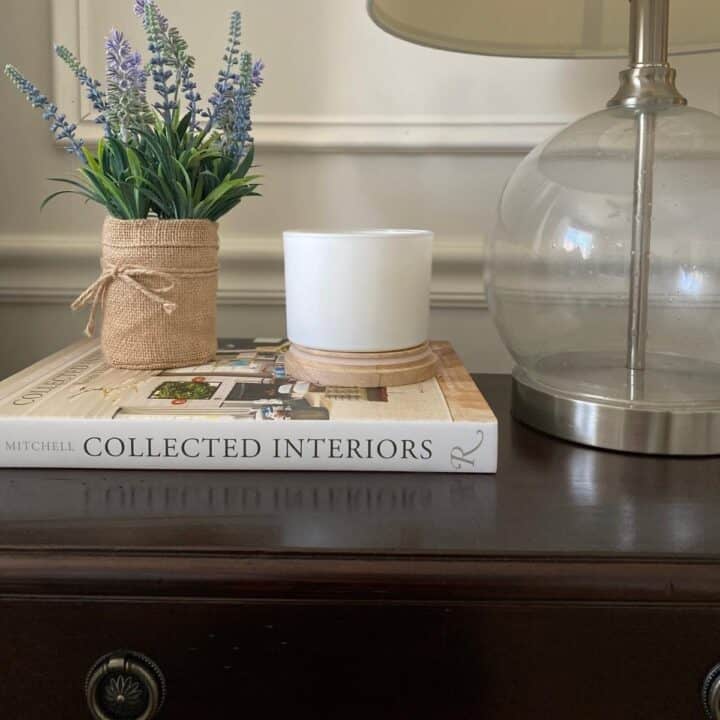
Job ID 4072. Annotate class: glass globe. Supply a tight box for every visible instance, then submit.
[488,105,720,450]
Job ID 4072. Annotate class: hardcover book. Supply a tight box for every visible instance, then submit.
[0,338,497,473]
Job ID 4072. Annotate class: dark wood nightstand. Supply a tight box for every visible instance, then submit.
[1,375,719,720]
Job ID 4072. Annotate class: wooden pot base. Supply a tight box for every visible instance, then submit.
[285,342,439,388]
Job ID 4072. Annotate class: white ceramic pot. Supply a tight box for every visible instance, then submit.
[283,229,434,352]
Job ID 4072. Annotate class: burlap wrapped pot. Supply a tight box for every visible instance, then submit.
[73,217,219,369]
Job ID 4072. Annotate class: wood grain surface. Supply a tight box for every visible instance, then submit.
[284,341,439,387]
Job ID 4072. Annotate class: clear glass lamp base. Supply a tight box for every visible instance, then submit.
[512,351,720,455]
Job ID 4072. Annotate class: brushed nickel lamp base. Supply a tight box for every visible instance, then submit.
[512,356,720,456]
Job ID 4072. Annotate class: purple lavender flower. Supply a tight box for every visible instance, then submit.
[54,44,109,134]
[227,84,252,159]
[141,2,177,123]
[217,52,256,162]
[105,29,150,138]
[205,11,243,130]
[203,13,263,164]
[181,64,201,130]
[105,30,146,89]
[4,64,84,157]
[133,0,168,31]
[251,59,264,89]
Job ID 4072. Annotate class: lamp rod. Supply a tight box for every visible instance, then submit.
[629,0,669,66]
[627,110,655,372]
[625,0,672,375]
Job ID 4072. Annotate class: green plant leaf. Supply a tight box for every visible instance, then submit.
[40,189,89,211]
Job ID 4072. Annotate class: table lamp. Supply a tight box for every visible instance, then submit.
[368,0,720,455]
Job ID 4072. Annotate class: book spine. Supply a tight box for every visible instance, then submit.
[0,418,497,473]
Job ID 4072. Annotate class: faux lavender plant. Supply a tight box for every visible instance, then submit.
[4,0,263,221]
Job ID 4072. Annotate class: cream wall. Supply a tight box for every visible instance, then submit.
[2,0,720,379]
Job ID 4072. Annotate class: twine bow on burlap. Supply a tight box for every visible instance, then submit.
[71,263,178,337]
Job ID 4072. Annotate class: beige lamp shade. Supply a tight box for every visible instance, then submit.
[367,0,720,58]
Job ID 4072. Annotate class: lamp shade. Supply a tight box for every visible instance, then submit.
[367,0,720,58]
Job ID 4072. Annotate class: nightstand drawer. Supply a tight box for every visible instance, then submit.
[0,600,448,719]
[1,599,719,719]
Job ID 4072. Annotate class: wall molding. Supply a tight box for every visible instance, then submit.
[70,114,570,153]
[0,234,486,309]
[50,0,571,153]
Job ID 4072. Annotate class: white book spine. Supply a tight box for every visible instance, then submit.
[0,418,498,473]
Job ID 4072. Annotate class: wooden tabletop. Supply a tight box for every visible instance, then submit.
[1,373,718,560]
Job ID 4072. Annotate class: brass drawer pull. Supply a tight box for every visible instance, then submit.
[85,650,166,720]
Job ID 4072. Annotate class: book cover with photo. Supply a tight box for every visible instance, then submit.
[0,338,497,473]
